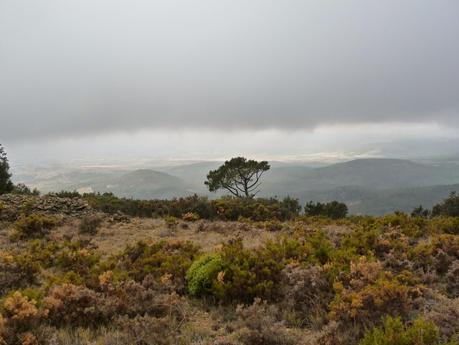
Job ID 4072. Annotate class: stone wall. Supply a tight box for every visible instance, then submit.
[0,194,91,221]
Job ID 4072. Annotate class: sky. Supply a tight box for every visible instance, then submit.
[1,0,458,165]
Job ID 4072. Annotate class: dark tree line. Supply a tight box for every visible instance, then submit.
[0,144,13,194]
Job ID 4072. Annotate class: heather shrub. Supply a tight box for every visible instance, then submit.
[115,240,200,292]
[261,219,284,232]
[84,192,300,221]
[103,279,182,318]
[182,212,200,221]
[43,283,105,327]
[212,196,300,221]
[162,194,216,219]
[0,252,40,295]
[445,261,459,297]
[359,316,455,345]
[19,199,37,216]
[280,264,333,328]
[22,240,61,268]
[15,240,100,286]
[410,234,459,275]
[83,192,153,217]
[54,242,101,277]
[207,239,289,302]
[340,224,382,256]
[220,299,301,345]
[430,217,459,235]
[303,230,335,265]
[114,315,178,345]
[373,228,410,258]
[78,214,103,235]
[164,215,179,228]
[0,291,41,344]
[84,193,217,219]
[330,257,422,329]
[109,292,190,345]
[13,214,59,239]
[377,212,429,238]
[425,297,459,341]
[186,238,318,303]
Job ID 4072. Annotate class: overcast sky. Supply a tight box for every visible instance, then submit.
[1,0,458,163]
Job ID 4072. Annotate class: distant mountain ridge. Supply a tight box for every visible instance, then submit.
[295,184,459,215]
[14,158,459,215]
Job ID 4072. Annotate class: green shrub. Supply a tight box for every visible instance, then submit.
[432,192,459,217]
[55,243,101,277]
[83,193,216,219]
[186,236,336,303]
[409,234,459,275]
[43,283,106,327]
[0,291,41,344]
[13,214,59,239]
[359,316,455,345]
[378,212,428,238]
[48,190,81,198]
[430,217,459,235]
[304,201,348,219]
[0,252,40,295]
[411,205,431,218]
[164,215,179,228]
[115,240,201,292]
[330,257,421,328]
[212,196,301,221]
[83,192,300,221]
[204,239,288,302]
[182,212,200,221]
[11,183,40,196]
[340,224,381,256]
[261,220,284,232]
[78,214,103,235]
[304,230,334,265]
[186,253,223,296]
[17,240,102,287]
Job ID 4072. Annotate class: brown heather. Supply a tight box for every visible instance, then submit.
[0,194,457,345]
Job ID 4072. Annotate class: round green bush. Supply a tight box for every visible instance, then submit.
[186,253,223,296]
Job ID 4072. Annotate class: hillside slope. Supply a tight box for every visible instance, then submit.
[88,169,195,199]
[13,158,459,215]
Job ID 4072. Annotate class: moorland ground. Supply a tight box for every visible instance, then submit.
[0,194,458,345]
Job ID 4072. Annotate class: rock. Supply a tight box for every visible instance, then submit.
[0,194,92,221]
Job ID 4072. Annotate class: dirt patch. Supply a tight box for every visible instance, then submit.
[49,218,278,255]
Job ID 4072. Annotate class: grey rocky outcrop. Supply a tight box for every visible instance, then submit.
[0,194,91,221]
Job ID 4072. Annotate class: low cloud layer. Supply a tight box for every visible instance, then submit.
[1,0,458,141]
[8,124,459,166]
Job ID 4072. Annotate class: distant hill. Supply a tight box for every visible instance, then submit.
[94,169,194,199]
[258,158,459,214]
[157,162,221,190]
[14,158,459,215]
[258,158,459,194]
[292,158,459,190]
[295,184,459,215]
[20,168,195,200]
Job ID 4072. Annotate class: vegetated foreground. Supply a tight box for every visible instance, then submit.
[0,194,458,345]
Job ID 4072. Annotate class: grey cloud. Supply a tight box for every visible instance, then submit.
[1,0,458,141]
